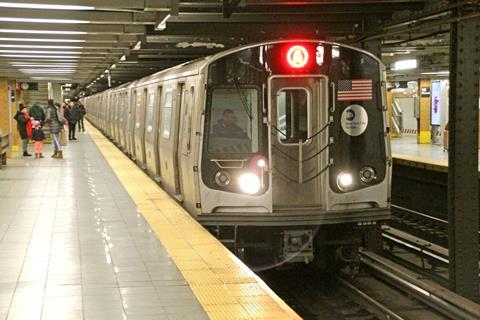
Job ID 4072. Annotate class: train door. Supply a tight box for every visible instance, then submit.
[126,91,136,158]
[158,83,183,199]
[177,84,196,211]
[113,94,119,143]
[152,85,162,181]
[268,75,329,209]
[133,89,147,167]
[110,94,116,139]
[144,88,158,179]
[173,83,185,198]
[119,92,126,149]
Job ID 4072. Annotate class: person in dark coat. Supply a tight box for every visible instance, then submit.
[13,103,32,156]
[64,101,80,140]
[77,102,86,132]
[44,99,64,159]
[28,102,45,123]
[212,109,249,139]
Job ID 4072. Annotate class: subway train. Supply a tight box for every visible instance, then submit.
[84,40,391,268]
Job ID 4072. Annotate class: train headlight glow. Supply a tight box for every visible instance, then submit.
[287,45,309,68]
[337,172,353,190]
[238,173,261,195]
[257,159,266,169]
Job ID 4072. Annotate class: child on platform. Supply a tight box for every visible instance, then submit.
[32,120,45,159]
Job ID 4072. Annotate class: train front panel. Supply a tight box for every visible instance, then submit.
[199,41,390,224]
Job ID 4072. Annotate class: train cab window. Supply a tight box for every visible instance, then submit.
[207,88,259,154]
[276,88,309,144]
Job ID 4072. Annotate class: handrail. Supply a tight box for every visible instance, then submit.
[330,82,336,113]
[391,100,403,136]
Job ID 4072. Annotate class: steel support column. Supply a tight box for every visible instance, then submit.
[448,4,480,302]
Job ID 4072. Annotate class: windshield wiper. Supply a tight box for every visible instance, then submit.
[233,78,253,121]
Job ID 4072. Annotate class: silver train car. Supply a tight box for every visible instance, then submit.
[84,40,391,267]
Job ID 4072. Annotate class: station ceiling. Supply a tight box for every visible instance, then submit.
[0,0,477,96]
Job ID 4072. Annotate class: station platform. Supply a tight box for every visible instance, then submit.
[0,123,299,320]
[391,135,449,167]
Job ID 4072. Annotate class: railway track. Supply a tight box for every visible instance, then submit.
[257,246,480,320]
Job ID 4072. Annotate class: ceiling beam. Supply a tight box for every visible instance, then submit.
[0,41,132,49]
[0,33,139,42]
[0,22,145,34]
[0,0,171,10]
[150,21,358,36]
[167,12,371,23]
[0,8,158,25]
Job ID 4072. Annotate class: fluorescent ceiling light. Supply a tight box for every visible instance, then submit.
[110,64,116,69]
[393,59,417,71]
[0,49,82,54]
[0,44,83,49]
[120,55,126,61]
[155,14,171,31]
[0,54,80,59]
[11,64,78,68]
[421,71,450,75]
[19,69,76,73]
[0,2,94,10]
[30,77,72,80]
[133,41,141,50]
[0,37,85,42]
[0,17,89,24]
[0,29,86,35]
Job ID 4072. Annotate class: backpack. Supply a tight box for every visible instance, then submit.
[56,108,65,124]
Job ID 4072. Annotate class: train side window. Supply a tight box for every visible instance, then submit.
[135,91,142,129]
[146,92,155,133]
[276,88,310,144]
[162,90,173,139]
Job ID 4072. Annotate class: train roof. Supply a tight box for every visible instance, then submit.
[87,39,381,97]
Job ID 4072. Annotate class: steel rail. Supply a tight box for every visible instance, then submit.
[336,276,405,320]
[359,250,480,320]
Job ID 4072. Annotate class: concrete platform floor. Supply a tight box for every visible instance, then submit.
[0,132,208,320]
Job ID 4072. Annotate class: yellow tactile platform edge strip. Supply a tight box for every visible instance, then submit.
[86,122,301,320]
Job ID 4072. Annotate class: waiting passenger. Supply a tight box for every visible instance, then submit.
[31,120,45,159]
[13,103,32,157]
[212,109,248,139]
[29,102,45,124]
[44,100,64,159]
[77,102,86,132]
[64,101,80,140]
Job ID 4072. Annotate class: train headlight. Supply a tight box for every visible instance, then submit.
[215,171,231,187]
[337,172,353,190]
[257,159,266,169]
[360,166,376,184]
[238,173,261,195]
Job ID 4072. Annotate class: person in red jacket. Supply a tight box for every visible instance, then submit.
[13,103,32,156]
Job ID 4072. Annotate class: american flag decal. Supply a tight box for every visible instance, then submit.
[337,79,373,101]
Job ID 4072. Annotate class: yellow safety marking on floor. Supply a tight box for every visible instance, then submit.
[86,122,301,320]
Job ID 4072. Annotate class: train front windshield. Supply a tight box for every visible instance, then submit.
[207,88,260,154]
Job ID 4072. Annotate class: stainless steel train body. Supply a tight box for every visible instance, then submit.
[84,40,391,265]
